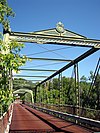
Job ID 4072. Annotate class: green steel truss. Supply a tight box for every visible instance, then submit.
[9,31,100,48]
[9,26,100,48]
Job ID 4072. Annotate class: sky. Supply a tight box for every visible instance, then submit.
[1,0,100,82]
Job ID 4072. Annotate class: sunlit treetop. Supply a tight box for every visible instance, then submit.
[0,0,14,30]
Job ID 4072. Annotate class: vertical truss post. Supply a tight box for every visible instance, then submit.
[60,73,63,104]
[46,81,48,104]
[40,84,43,103]
[97,77,100,110]
[37,86,39,103]
[58,73,62,105]
[30,90,34,103]
[52,78,54,104]
[58,74,60,105]
[44,82,46,103]
[48,80,50,103]
[42,83,45,104]
[74,63,80,115]
[74,64,77,106]
[49,79,52,104]
[39,85,41,103]
[34,87,37,103]
[60,73,62,104]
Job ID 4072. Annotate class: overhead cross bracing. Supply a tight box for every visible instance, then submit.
[35,47,99,88]
[18,68,57,72]
[13,75,48,78]
[7,22,100,89]
[26,57,72,62]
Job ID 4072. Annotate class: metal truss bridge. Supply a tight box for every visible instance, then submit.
[1,22,100,132]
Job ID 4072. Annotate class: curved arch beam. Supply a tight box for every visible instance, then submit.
[13,89,34,103]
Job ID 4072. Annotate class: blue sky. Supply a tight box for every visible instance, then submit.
[1,0,100,81]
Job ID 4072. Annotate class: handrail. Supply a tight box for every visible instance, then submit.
[0,104,13,133]
[26,103,100,129]
[33,103,100,120]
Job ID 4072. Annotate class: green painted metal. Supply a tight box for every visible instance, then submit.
[35,48,99,88]
[13,75,48,78]
[9,26,100,48]
[26,57,72,62]
[18,68,57,72]
[13,89,34,103]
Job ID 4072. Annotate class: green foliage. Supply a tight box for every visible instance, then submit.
[0,0,14,30]
[34,72,100,110]
[0,0,27,115]
[0,40,26,70]
[13,78,34,103]
[13,78,35,91]
[0,40,27,115]
[12,70,100,110]
[25,93,32,103]
[80,75,87,82]
[80,72,100,109]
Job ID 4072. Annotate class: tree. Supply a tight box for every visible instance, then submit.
[80,71,100,109]
[0,0,27,114]
[0,39,27,113]
[0,0,14,30]
[13,78,35,91]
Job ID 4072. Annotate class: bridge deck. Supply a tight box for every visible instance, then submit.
[9,103,93,133]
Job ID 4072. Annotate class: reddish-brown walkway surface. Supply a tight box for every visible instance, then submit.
[9,103,93,133]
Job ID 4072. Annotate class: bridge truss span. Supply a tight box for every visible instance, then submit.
[3,22,100,132]
[9,30,100,48]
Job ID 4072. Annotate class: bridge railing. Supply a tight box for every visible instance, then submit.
[0,104,13,133]
[32,103,100,121]
[24,102,100,131]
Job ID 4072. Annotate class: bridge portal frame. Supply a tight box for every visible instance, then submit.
[4,22,100,106]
